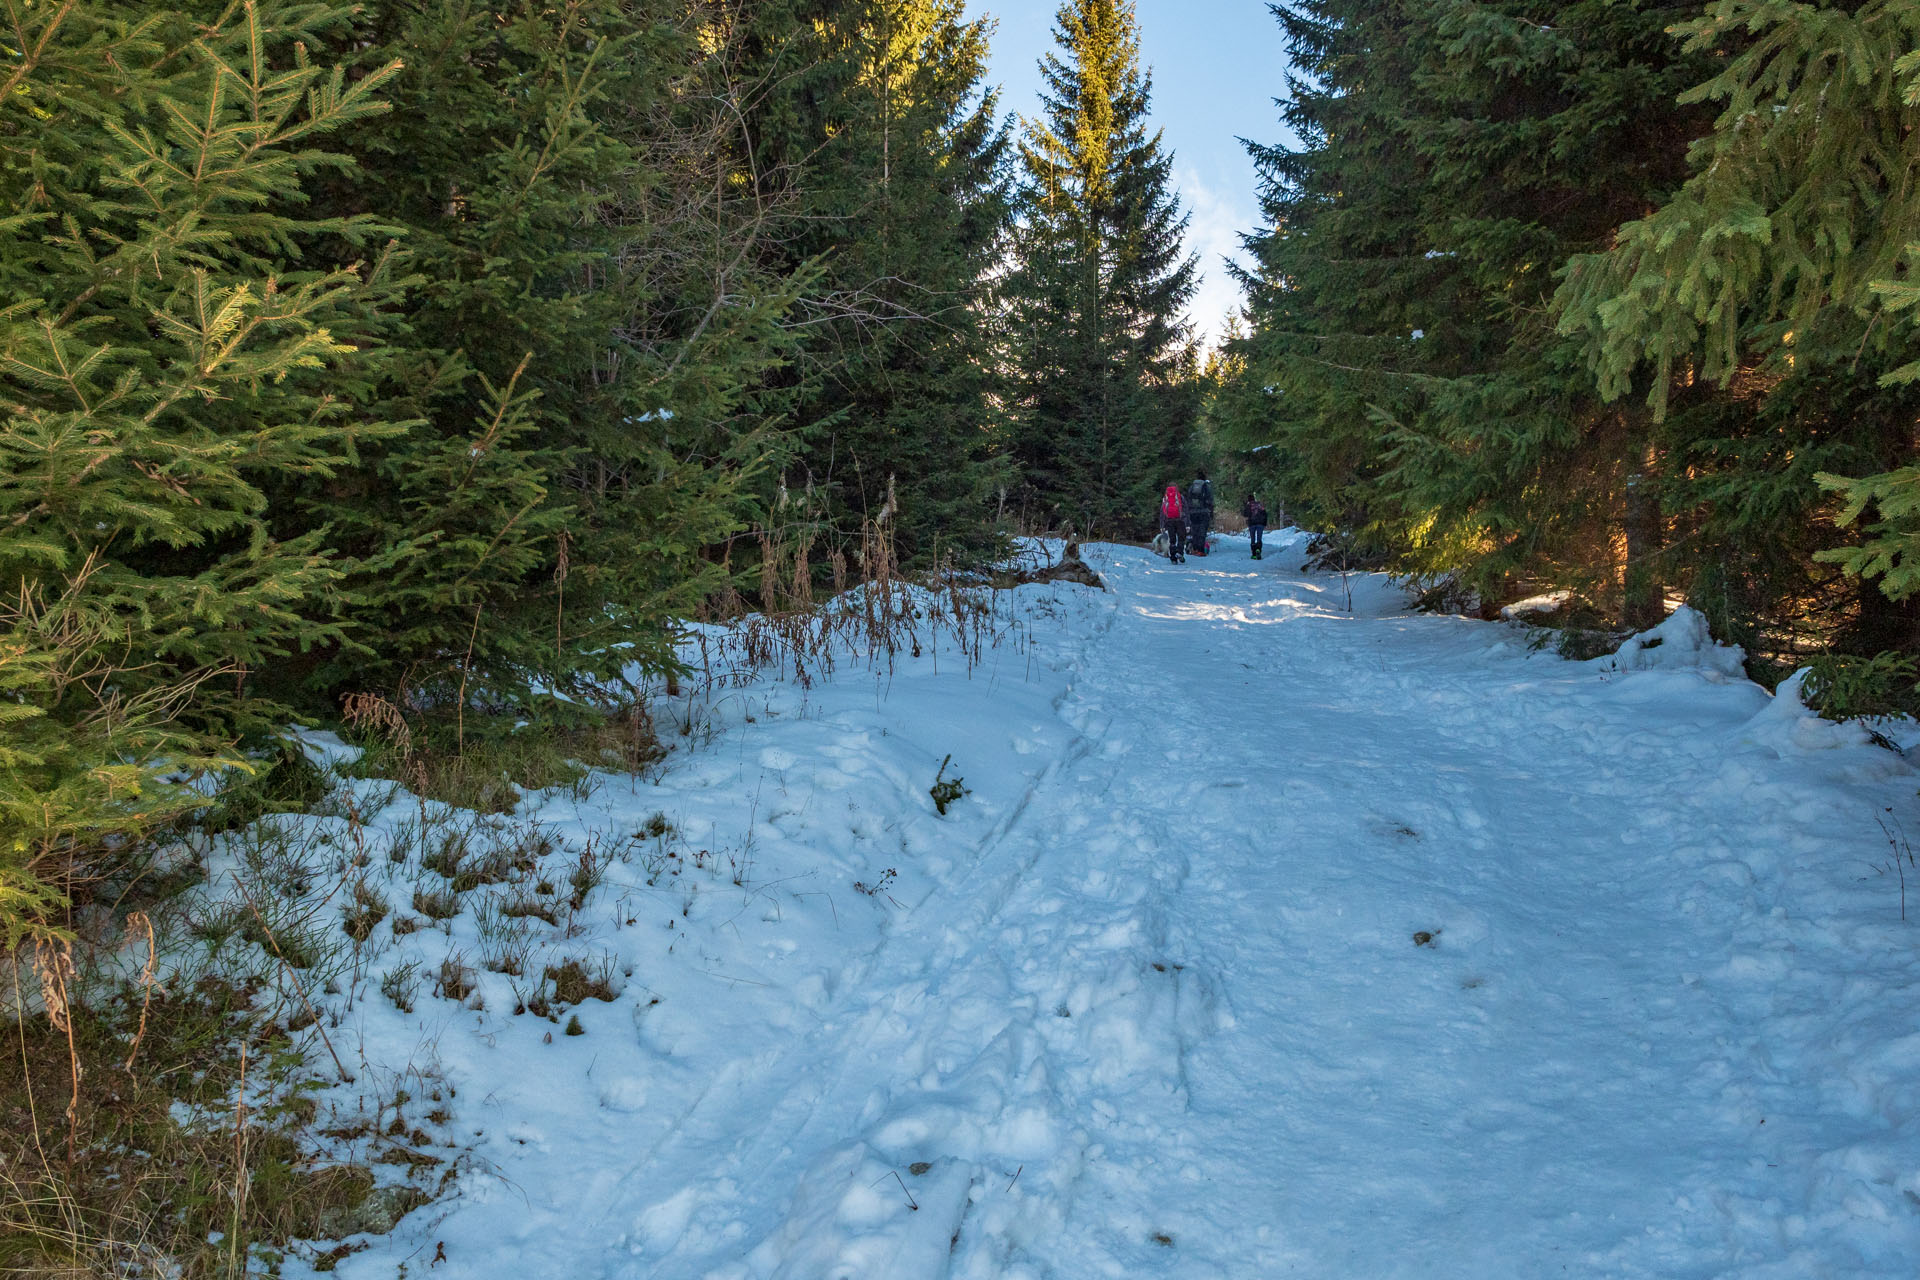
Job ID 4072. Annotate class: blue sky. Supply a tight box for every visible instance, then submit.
[961,0,1298,347]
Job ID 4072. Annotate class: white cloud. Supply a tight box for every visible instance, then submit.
[1176,165,1256,353]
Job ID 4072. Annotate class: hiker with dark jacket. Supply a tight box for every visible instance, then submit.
[1187,470,1214,556]
[1160,484,1187,562]
[1242,494,1268,559]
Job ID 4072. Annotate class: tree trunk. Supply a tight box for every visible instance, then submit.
[1852,572,1920,653]
[1622,439,1663,632]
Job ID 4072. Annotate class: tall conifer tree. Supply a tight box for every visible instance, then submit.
[1006,0,1198,538]
[285,0,804,718]
[1210,1,1436,565]
[1558,0,1920,653]
[765,0,1016,565]
[1221,2,1710,623]
[1377,1,1711,625]
[0,1,402,945]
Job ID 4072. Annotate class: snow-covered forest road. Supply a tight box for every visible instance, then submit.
[317,536,1920,1279]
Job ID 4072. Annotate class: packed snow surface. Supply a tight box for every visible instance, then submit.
[298,535,1920,1278]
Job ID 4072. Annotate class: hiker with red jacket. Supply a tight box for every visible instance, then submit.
[1243,493,1268,560]
[1159,484,1188,563]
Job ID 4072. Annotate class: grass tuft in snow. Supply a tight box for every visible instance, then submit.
[410,886,461,922]
[544,956,620,1007]
[342,881,389,943]
[380,961,421,1014]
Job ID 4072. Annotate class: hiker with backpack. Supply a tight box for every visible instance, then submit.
[1243,493,1268,559]
[1187,469,1214,557]
[1159,484,1187,562]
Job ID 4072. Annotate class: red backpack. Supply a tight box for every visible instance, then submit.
[1161,485,1184,519]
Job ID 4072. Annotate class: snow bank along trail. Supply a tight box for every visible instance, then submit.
[312,536,1920,1279]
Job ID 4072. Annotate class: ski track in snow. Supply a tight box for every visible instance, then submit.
[310,535,1920,1279]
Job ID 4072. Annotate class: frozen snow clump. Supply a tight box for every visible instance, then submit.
[1597,605,1746,678]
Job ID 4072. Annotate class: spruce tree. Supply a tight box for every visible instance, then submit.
[1220,1,1711,619]
[823,0,1014,565]
[288,0,803,719]
[0,2,401,944]
[1557,0,1920,638]
[1378,1,1712,625]
[1005,0,1199,538]
[1211,1,1438,565]
[723,0,1014,567]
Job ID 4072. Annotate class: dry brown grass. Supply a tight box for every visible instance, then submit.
[0,981,398,1277]
[1212,509,1249,534]
[679,506,1034,708]
[340,704,664,818]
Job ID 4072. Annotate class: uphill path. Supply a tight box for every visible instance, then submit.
[335,535,1920,1280]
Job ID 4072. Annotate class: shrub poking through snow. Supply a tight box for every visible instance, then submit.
[567,839,606,911]
[929,755,969,815]
[483,945,528,978]
[854,869,899,901]
[238,909,322,971]
[1802,652,1920,722]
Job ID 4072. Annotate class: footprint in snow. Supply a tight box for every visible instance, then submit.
[599,1079,649,1113]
